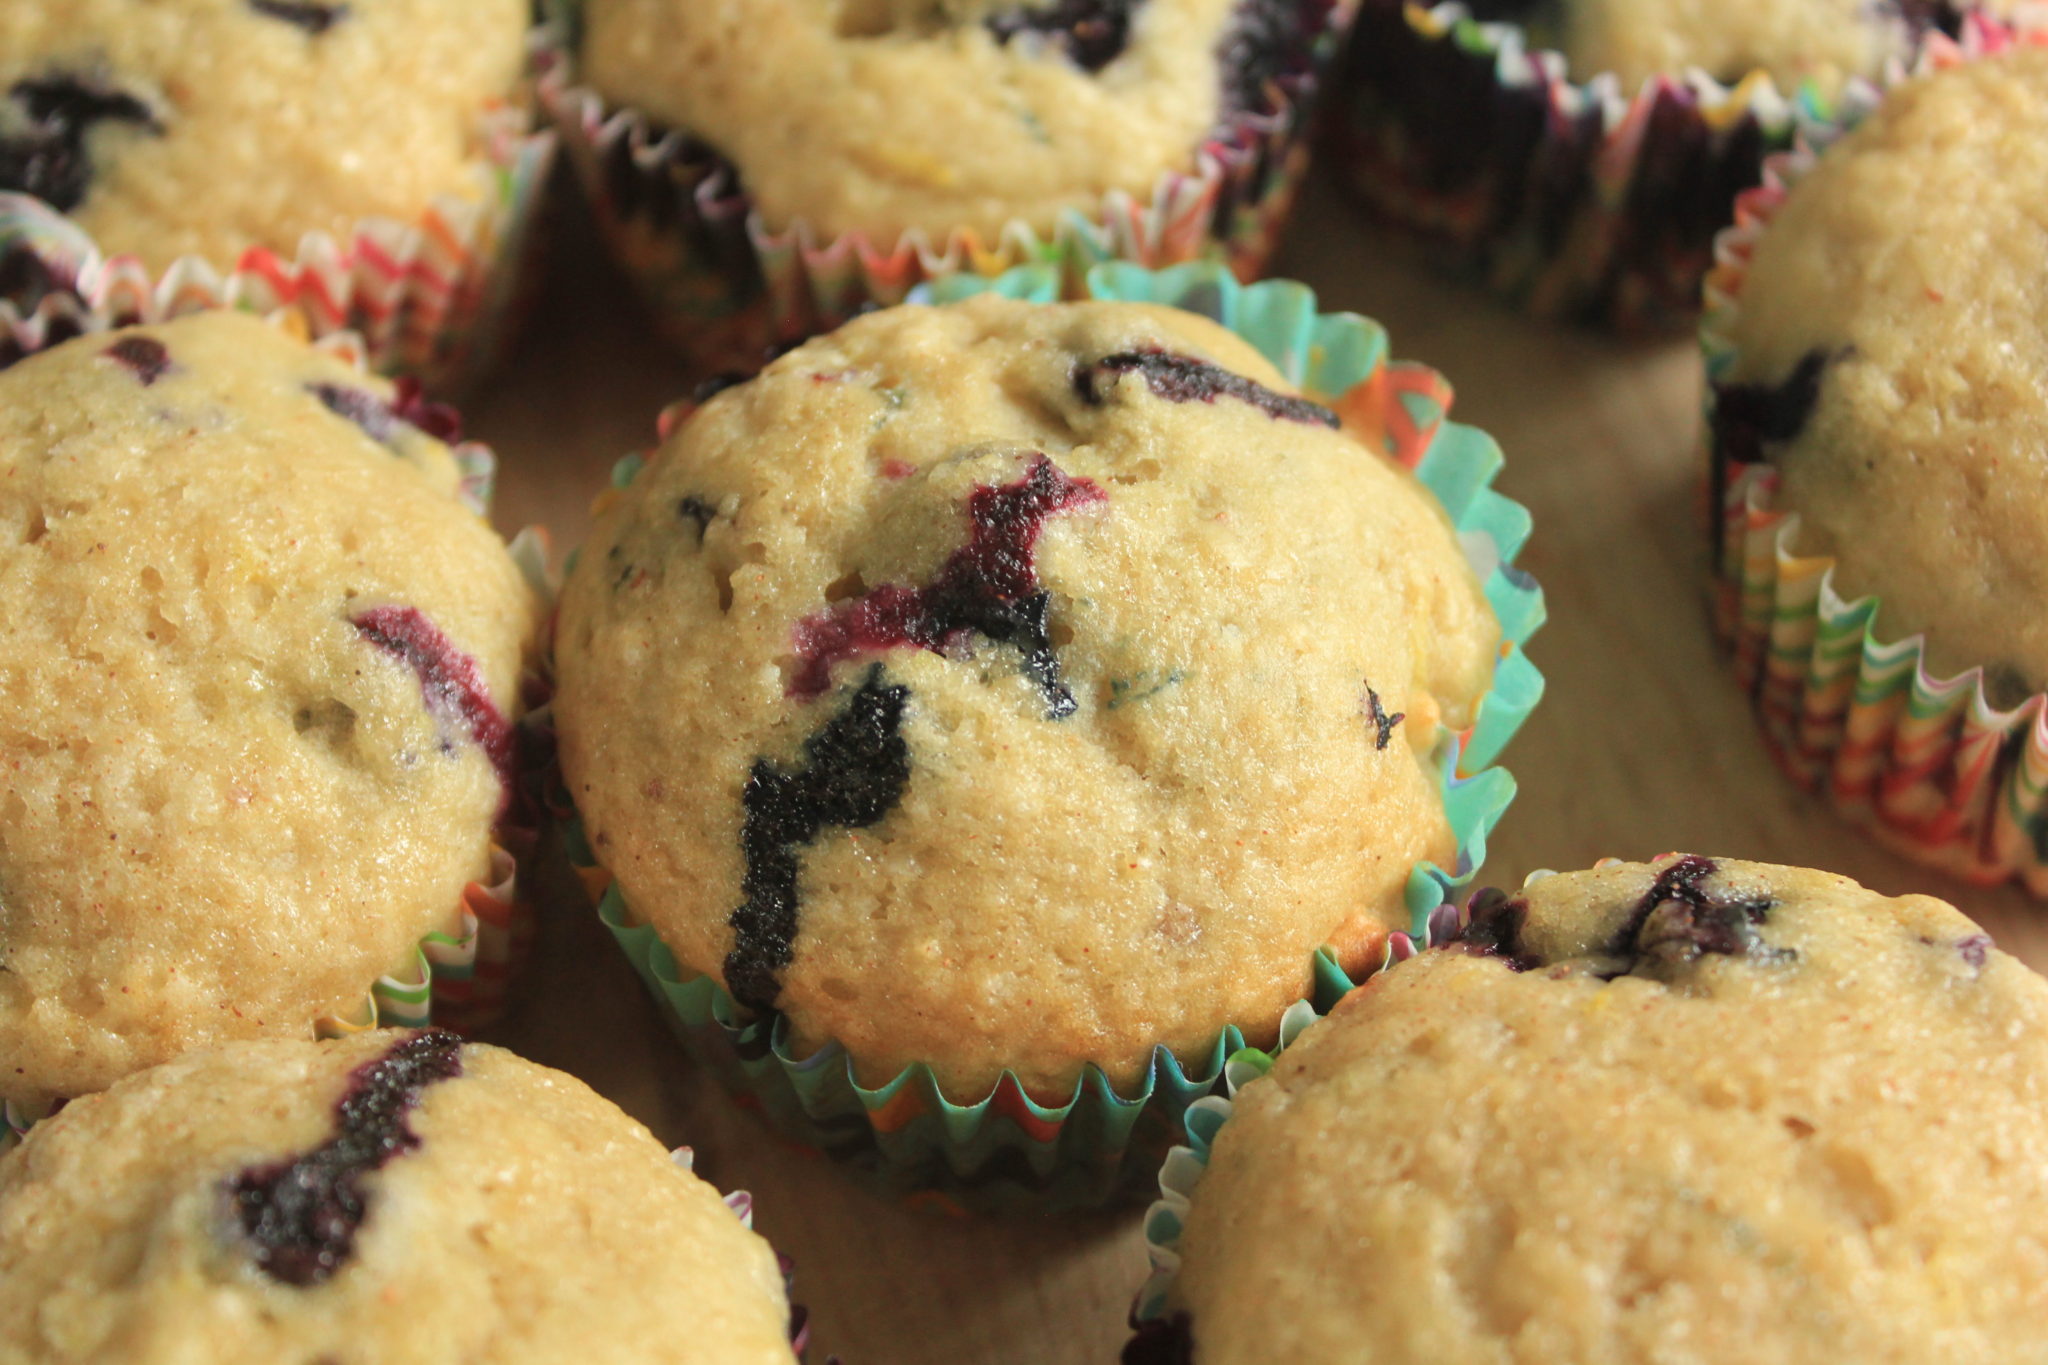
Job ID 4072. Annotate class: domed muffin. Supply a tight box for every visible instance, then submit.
[0,311,538,1110]
[1147,856,2048,1364]
[0,0,529,271]
[577,0,1333,245]
[554,294,1500,1101]
[1712,46,2048,700]
[0,1031,799,1364]
[1482,0,1956,90]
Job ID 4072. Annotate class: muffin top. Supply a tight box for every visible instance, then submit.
[1717,48,2048,697]
[578,0,1315,242]
[1522,0,1920,89]
[0,312,538,1107]
[0,0,529,271]
[555,295,1499,1098]
[1166,856,2048,1365]
[0,1032,798,1364]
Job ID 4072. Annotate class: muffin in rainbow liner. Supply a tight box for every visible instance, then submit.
[1322,1,2017,329]
[537,0,1360,376]
[0,1,556,390]
[0,1030,808,1363]
[1705,20,2048,895]
[1128,856,2048,1363]
[550,262,1545,1213]
[0,312,550,1153]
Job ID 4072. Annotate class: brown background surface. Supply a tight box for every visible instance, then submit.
[464,175,2048,1365]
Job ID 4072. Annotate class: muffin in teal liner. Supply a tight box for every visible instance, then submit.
[554,262,1544,1213]
[1128,856,2048,1361]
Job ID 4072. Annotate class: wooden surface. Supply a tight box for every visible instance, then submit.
[464,175,2048,1365]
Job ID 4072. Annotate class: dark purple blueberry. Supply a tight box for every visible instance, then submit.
[677,496,717,536]
[1711,350,1831,466]
[0,75,161,213]
[789,455,1106,720]
[1605,855,1788,974]
[1453,886,1540,970]
[725,664,911,1014]
[987,0,1144,72]
[1074,349,1339,428]
[1216,0,1332,115]
[352,605,514,793]
[312,377,459,447]
[1363,681,1405,751]
[1957,934,1992,972]
[99,335,171,386]
[248,0,349,33]
[228,1030,462,1286]
[1123,1313,1196,1365]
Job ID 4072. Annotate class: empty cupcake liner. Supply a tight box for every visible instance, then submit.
[1126,870,1562,1351]
[0,413,555,1154]
[557,262,1545,1213]
[536,2,1358,376]
[1326,0,1945,329]
[1704,17,2048,895]
[0,44,557,392]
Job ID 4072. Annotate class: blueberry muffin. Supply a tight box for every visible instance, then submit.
[0,311,538,1110]
[0,0,529,271]
[1473,0,1963,90]
[554,295,1500,1099]
[1712,48,2048,698]
[576,0,1338,244]
[1151,856,2048,1364]
[0,1031,800,1364]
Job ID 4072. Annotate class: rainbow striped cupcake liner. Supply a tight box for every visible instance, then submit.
[0,411,554,1155]
[0,39,556,392]
[1704,17,2048,895]
[1325,0,1958,330]
[536,2,1358,376]
[561,263,1546,1214]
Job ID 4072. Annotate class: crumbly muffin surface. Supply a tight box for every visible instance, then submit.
[1719,49,2048,694]
[1531,0,1917,88]
[0,1033,798,1365]
[581,0,1271,242]
[1170,856,2048,1365]
[0,0,528,270]
[0,312,537,1106]
[555,296,1498,1098]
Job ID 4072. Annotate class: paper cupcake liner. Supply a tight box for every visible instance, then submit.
[668,1147,816,1361]
[1127,868,1573,1351]
[558,262,1545,1213]
[536,2,1358,375]
[1703,17,2048,895]
[0,428,555,1155]
[0,40,557,392]
[1324,0,1969,330]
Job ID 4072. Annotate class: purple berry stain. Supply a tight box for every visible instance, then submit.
[229,1029,462,1287]
[249,0,350,33]
[351,605,513,790]
[1,75,161,213]
[1452,886,1540,971]
[987,0,1144,71]
[727,664,911,1014]
[1075,349,1338,428]
[311,378,461,447]
[1957,933,1992,972]
[99,335,171,386]
[790,455,1104,720]
[1606,855,1786,974]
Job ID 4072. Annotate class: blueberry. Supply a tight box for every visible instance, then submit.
[789,455,1105,720]
[99,335,171,386]
[725,664,912,1014]
[1711,350,1831,466]
[1074,349,1339,428]
[1605,856,1789,975]
[0,75,161,213]
[1362,681,1404,751]
[228,1030,463,1286]
[986,0,1145,71]
[248,1,349,33]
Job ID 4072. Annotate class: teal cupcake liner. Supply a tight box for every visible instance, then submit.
[569,262,1545,1214]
